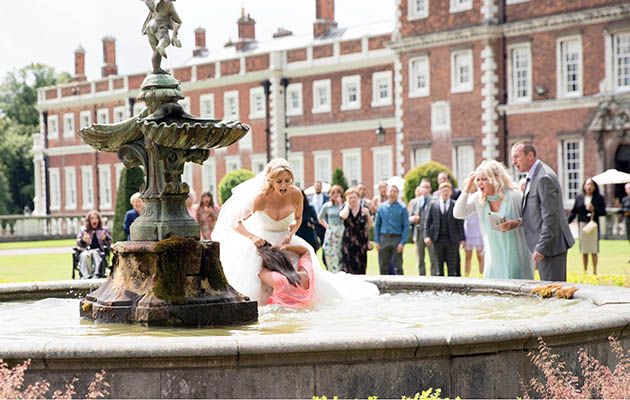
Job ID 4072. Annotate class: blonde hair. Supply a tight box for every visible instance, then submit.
[263,158,294,194]
[475,160,516,202]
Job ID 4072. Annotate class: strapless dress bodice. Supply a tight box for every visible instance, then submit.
[256,211,294,232]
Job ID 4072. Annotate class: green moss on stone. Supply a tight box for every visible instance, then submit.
[154,236,200,304]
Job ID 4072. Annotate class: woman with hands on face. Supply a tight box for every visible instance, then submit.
[453,160,534,280]
[318,185,346,272]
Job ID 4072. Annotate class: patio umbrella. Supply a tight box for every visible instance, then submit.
[386,176,406,191]
[592,169,630,185]
[304,182,331,195]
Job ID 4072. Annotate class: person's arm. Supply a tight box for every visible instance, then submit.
[168,3,182,43]
[534,176,560,256]
[363,207,373,230]
[424,205,433,245]
[318,203,329,229]
[568,195,579,224]
[594,195,607,219]
[281,244,309,255]
[400,206,409,247]
[281,188,303,244]
[102,228,112,247]
[234,194,266,247]
[143,0,155,12]
[76,227,86,248]
[339,203,350,220]
[374,208,381,246]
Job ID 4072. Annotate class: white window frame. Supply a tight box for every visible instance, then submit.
[557,36,583,98]
[409,56,430,97]
[250,154,267,174]
[64,167,77,210]
[371,71,393,107]
[312,79,331,113]
[286,83,304,116]
[114,163,124,191]
[180,97,191,114]
[341,75,361,111]
[223,91,240,120]
[225,155,241,173]
[202,157,217,202]
[450,0,472,13]
[313,150,332,183]
[408,0,429,20]
[113,105,127,123]
[431,101,451,134]
[80,166,94,210]
[47,115,59,139]
[613,32,630,92]
[49,168,61,211]
[507,43,532,103]
[452,144,475,190]
[79,110,92,129]
[411,147,431,168]
[372,146,393,187]
[451,49,473,93]
[98,165,112,210]
[63,113,75,138]
[96,108,109,125]
[342,148,362,187]
[558,137,584,208]
[199,93,215,119]
[249,87,266,120]
[288,152,305,189]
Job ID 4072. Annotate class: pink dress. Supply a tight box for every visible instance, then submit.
[267,253,315,308]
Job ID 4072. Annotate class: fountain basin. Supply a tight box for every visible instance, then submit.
[1,277,629,398]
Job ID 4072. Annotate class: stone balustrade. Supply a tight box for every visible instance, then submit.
[0,212,114,242]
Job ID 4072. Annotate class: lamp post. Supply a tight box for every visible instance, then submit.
[280,77,290,158]
[375,122,385,143]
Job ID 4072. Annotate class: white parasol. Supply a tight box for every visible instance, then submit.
[592,169,630,185]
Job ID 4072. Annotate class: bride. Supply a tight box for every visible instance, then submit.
[212,158,379,306]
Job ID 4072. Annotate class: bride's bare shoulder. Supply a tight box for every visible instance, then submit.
[252,192,269,210]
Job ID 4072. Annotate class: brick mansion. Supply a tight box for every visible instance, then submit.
[33,0,630,216]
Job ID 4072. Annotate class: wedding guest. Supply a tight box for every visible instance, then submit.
[433,172,461,200]
[123,192,144,241]
[340,187,372,274]
[622,183,630,263]
[186,190,198,219]
[296,190,321,251]
[76,210,112,279]
[511,141,574,281]
[371,181,388,214]
[307,181,329,259]
[374,184,409,275]
[425,182,465,276]
[408,179,435,275]
[463,212,484,276]
[568,178,607,275]
[197,192,219,240]
[258,244,315,308]
[356,183,372,211]
[454,160,533,280]
[319,185,345,272]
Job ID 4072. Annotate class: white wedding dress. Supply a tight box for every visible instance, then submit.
[212,173,379,306]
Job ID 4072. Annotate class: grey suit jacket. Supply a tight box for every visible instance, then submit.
[522,161,575,256]
[424,199,465,244]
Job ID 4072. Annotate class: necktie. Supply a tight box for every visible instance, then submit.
[522,177,531,209]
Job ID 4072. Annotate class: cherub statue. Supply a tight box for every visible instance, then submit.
[141,0,182,74]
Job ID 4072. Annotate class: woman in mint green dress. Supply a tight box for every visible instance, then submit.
[453,160,534,280]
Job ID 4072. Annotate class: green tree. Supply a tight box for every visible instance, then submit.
[0,163,12,215]
[0,63,71,214]
[112,167,145,242]
[331,168,349,192]
[218,169,255,204]
[403,161,457,202]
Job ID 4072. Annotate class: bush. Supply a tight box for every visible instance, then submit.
[403,161,457,202]
[112,167,145,242]
[218,169,255,204]
[331,168,349,192]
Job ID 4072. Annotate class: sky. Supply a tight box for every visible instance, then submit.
[0,0,395,81]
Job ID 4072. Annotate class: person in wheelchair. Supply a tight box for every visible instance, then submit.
[76,210,112,279]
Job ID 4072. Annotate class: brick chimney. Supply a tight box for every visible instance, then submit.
[101,36,118,77]
[73,46,87,82]
[193,27,208,57]
[235,8,256,51]
[313,0,337,38]
[273,27,293,39]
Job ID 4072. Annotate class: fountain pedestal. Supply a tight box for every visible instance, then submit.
[78,73,256,326]
[80,238,258,326]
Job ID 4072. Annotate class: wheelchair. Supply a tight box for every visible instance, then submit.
[71,245,112,279]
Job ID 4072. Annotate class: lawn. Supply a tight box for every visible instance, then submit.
[0,239,74,250]
[0,239,628,286]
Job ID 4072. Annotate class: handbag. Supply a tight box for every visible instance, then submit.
[582,215,598,235]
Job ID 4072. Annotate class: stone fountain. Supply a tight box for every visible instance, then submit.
[77,0,257,326]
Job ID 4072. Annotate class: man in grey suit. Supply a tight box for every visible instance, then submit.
[510,141,574,281]
[409,179,435,275]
